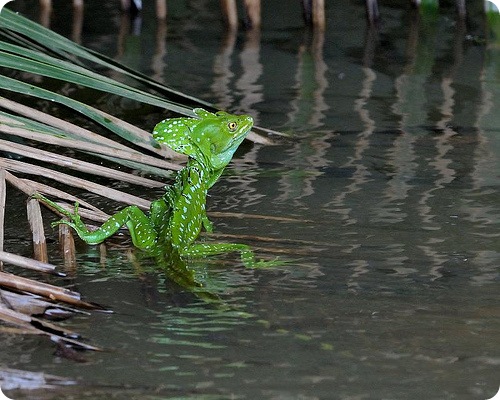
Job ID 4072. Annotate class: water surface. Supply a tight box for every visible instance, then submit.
[2,0,499,399]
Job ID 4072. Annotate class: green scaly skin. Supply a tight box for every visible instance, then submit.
[34,108,276,270]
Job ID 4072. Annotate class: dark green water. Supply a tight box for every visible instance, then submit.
[1,0,499,399]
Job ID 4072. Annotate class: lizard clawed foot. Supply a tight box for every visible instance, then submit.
[32,193,82,228]
[239,249,288,269]
[51,202,82,228]
[245,257,288,269]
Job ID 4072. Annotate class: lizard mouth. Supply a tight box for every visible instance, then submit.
[224,116,253,149]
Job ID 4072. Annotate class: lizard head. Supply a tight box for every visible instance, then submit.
[153,108,254,171]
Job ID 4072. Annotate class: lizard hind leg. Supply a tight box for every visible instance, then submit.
[182,242,276,268]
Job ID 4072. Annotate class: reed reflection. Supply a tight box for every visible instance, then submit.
[287,30,329,130]
[275,27,330,207]
[334,27,377,217]
[211,29,237,111]
[335,6,499,290]
[236,28,263,123]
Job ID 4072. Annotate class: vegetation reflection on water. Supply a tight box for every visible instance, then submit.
[2,1,499,399]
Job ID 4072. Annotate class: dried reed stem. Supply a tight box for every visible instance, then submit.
[0,158,151,209]
[0,251,61,275]
[27,198,48,263]
[0,139,165,188]
[0,123,181,172]
[0,169,5,269]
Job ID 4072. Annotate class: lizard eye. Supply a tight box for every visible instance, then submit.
[228,122,238,131]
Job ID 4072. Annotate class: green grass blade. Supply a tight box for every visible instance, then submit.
[0,8,212,110]
[0,74,158,150]
[0,42,189,113]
